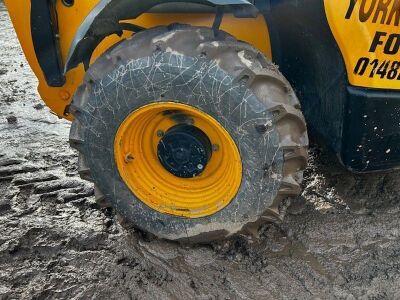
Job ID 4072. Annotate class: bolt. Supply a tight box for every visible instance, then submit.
[185,118,195,125]
[59,90,71,101]
[157,130,165,137]
[197,164,204,170]
[212,144,220,152]
[124,153,134,163]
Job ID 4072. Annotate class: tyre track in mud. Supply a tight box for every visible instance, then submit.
[1,3,400,299]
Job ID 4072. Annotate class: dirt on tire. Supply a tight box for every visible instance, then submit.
[1,3,400,299]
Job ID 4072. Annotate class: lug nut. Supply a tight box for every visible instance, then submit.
[124,153,134,163]
[185,118,195,125]
[157,130,165,137]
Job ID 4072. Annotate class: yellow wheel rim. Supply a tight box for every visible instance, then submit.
[114,102,242,218]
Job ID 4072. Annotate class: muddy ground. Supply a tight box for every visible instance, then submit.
[1,4,400,299]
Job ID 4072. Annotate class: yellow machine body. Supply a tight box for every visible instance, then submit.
[4,0,271,119]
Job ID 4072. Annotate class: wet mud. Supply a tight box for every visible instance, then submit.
[1,4,400,299]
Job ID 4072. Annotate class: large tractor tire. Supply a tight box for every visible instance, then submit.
[69,25,308,243]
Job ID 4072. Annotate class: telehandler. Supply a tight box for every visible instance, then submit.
[4,0,400,242]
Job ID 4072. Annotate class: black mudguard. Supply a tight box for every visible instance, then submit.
[64,0,257,73]
[31,0,65,87]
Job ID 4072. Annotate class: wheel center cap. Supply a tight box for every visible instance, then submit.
[157,124,212,178]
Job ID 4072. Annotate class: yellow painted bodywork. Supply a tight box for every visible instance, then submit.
[4,0,271,119]
[114,102,242,218]
[325,0,400,90]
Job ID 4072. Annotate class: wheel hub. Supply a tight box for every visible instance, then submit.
[157,124,212,178]
[114,102,242,218]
